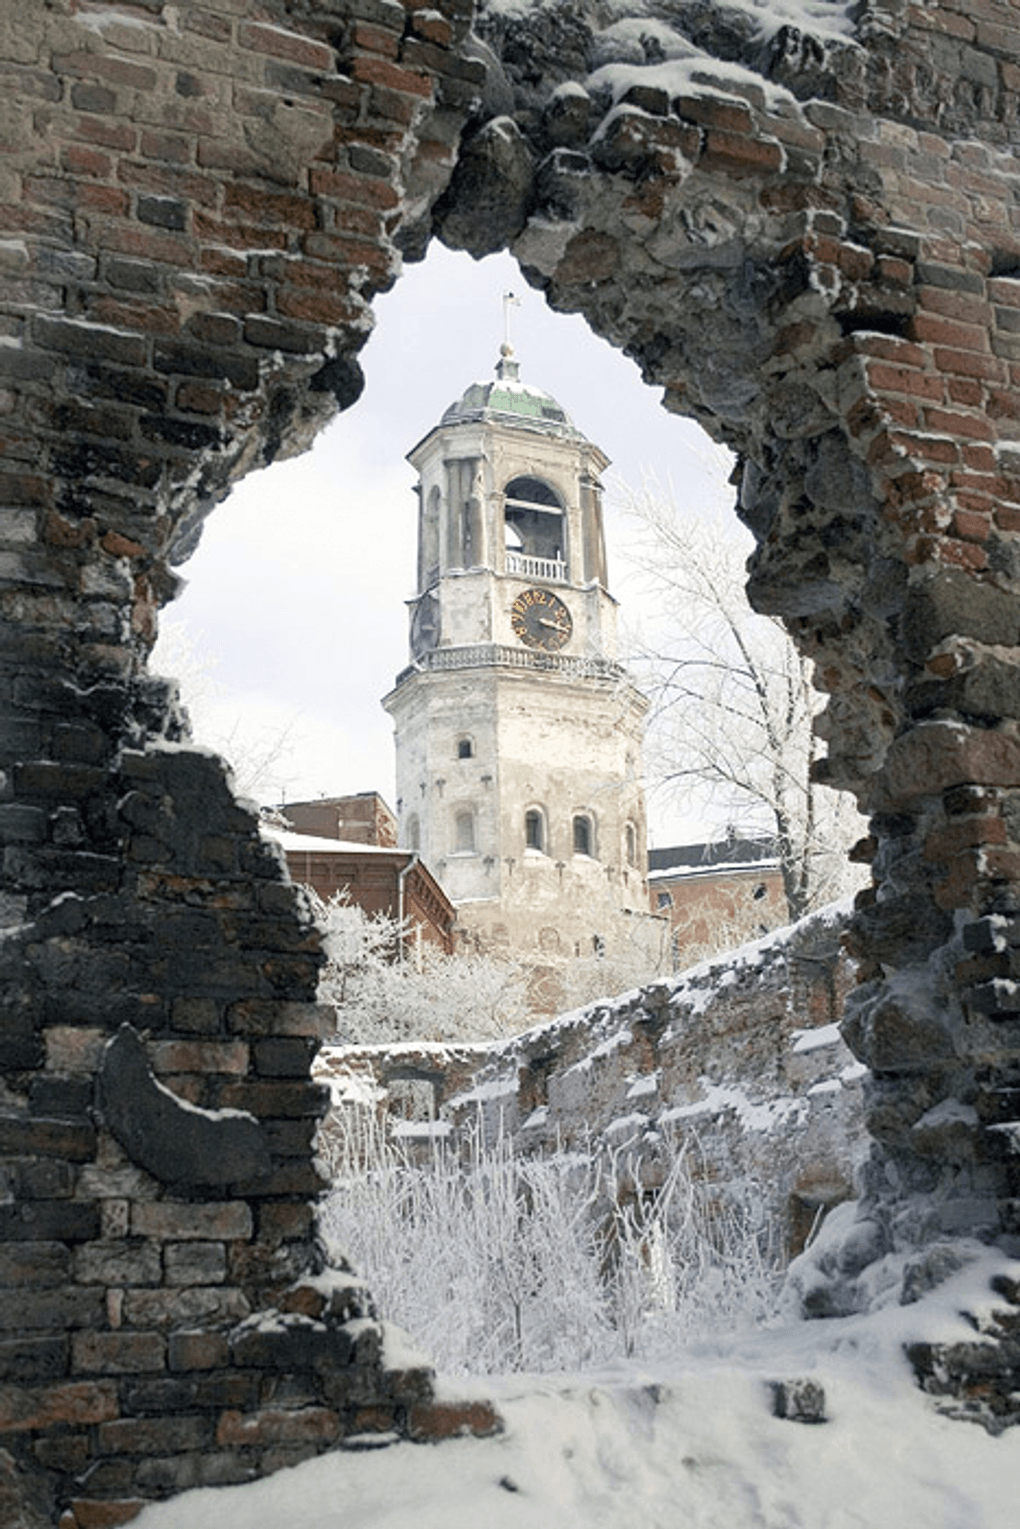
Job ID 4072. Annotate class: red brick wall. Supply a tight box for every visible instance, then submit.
[5,0,1020,1512]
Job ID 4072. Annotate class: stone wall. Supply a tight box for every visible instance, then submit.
[323,902,866,1261]
[5,0,1020,1515]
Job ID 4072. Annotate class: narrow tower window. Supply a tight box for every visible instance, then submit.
[625,821,637,867]
[454,809,476,854]
[457,737,473,760]
[573,813,594,858]
[524,808,546,853]
[405,814,420,853]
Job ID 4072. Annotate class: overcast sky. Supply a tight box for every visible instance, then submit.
[153,244,735,845]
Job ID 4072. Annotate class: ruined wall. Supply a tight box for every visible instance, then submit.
[5,0,1020,1517]
[0,4,490,1524]
[321,902,866,1261]
[446,0,1020,1264]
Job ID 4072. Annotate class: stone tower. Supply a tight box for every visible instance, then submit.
[383,342,656,997]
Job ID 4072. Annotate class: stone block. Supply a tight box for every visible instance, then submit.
[0,1380,119,1433]
[0,1203,99,1244]
[167,1331,230,1372]
[0,1338,67,1383]
[406,1399,501,1440]
[215,1405,340,1448]
[73,1240,162,1288]
[65,1499,149,1529]
[70,1332,165,1376]
[164,1241,227,1286]
[768,1378,827,1423]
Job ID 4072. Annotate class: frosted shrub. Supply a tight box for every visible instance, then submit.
[607,1141,782,1355]
[318,1116,784,1376]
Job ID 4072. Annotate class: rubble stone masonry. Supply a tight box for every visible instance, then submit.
[5,0,1020,1515]
[325,903,866,1265]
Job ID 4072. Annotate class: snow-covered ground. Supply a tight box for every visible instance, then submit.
[135,1251,1020,1529]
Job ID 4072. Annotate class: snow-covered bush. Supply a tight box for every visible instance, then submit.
[318,1115,784,1375]
[311,889,533,1043]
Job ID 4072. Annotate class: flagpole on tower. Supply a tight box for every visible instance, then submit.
[502,290,521,353]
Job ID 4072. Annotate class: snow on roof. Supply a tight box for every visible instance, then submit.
[262,826,408,858]
[648,838,779,876]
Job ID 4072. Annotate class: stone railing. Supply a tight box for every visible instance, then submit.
[504,552,567,582]
[393,644,625,687]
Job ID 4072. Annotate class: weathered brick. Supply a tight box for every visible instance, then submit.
[131,1201,252,1241]
[237,22,335,71]
[73,1240,162,1287]
[0,1289,104,1335]
[0,1203,99,1243]
[221,1079,328,1118]
[0,1379,118,1433]
[149,1038,249,1075]
[216,1405,340,1447]
[164,1241,227,1285]
[71,1332,165,1376]
[407,1399,501,1440]
[167,1331,230,1372]
[699,128,783,177]
[34,316,147,368]
[52,52,158,92]
[97,1413,211,1455]
[866,361,945,400]
[933,346,1007,381]
[66,1499,149,1529]
[0,1241,70,1289]
[0,1337,67,1382]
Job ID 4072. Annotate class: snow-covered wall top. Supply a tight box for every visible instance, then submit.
[325,901,867,1261]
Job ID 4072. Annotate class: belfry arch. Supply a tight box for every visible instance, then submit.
[5,0,1020,1517]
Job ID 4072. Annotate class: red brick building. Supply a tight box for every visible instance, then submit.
[648,838,786,966]
[269,795,455,955]
[276,791,397,847]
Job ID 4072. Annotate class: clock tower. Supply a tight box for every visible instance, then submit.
[382,341,656,1000]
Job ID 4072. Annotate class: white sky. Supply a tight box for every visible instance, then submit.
[154,244,735,845]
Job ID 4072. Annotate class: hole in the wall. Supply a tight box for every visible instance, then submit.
[152,243,731,841]
[836,311,910,338]
[990,253,1020,279]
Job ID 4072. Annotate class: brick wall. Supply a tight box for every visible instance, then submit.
[5,0,1020,1514]
[0,3,489,1523]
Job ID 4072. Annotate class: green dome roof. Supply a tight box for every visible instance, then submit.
[440,349,583,439]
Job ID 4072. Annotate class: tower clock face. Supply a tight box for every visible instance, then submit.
[510,588,573,651]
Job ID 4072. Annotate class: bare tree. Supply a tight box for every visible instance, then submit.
[151,614,300,803]
[622,482,867,924]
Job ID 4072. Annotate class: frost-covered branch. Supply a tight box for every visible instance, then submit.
[621,478,867,923]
